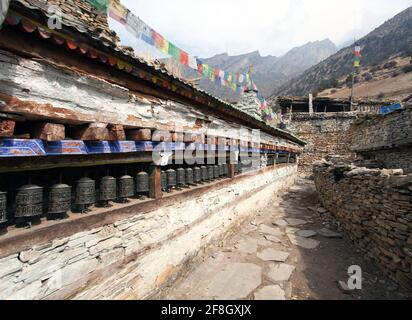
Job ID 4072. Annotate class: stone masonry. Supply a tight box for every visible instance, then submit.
[349,101,412,174]
[313,161,412,290]
[286,112,357,175]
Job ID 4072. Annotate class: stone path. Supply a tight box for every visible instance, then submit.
[162,179,410,300]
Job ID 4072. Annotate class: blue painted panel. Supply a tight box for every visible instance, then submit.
[135,141,155,152]
[112,141,137,153]
[45,140,87,155]
[0,139,46,157]
[85,141,116,154]
[380,103,402,114]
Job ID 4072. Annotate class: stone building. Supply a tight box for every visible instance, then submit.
[0,0,305,299]
[313,99,412,290]
[271,95,398,175]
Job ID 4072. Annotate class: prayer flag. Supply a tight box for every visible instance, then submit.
[188,55,198,70]
[125,12,142,38]
[109,0,128,24]
[152,30,165,50]
[87,0,109,12]
[180,50,189,65]
[168,42,181,60]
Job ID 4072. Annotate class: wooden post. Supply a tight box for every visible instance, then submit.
[228,164,236,178]
[149,165,162,199]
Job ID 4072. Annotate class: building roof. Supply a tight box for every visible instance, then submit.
[7,0,306,146]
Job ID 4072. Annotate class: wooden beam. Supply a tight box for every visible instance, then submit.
[127,129,152,141]
[107,124,126,141]
[0,152,153,173]
[72,123,109,141]
[149,165,162,200]
[0,119,15,137]
[33,122,65,141]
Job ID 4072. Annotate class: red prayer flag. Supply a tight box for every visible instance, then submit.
[151,30,164,49]
[197,63,203,74]
[180,50,189,65]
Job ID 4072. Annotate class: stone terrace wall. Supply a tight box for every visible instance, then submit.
[313,161,412,290]
[0,165,297,300]
[286,113,357,175]
[350,104,412,153]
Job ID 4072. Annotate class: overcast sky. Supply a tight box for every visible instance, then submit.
[117,0,411,58]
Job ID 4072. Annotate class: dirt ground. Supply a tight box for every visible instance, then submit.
[161,179,411,300]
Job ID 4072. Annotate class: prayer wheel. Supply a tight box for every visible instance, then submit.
[185,168,194,185]
[194,167,202,184]
[117,175,135,203]
[99,176,117,207]
[74,177,95,213]
[161,171,168,192]
[176,168,186,187]
[214,165,219,179]
[48,184,71,218]
[136,172,149,198]
[0,191,7,224]
[201,166,208,182]
[167,169,176,189]
[15,184,43,218]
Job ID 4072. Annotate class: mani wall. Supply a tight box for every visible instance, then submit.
[0,164,297,300]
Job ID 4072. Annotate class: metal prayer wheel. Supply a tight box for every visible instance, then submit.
[194,167,202,183]
[234,162,239,174]
[48,184,71,217]
[186,168,194,185]
[223,164,229,176]
[214,165,220,179]
[99,176,117,207]
[207,166,214,181]
[176,168,186,187]
[167,169,176,189]
[74,177,95,213]
[15,184,43,218]
[0,191,7,224]
[161,171,169,192]
[201,166,208,182]
[117,175,135,202]
[219,164,224,177]
[136,172,149,197]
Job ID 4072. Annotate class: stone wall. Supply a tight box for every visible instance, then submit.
[286,113,357,175]
[313,161,412,289]
[350,105,412,153]
[0,165,297,300]
[349,104,412,174]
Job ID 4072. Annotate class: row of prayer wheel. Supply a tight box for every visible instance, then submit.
[161,164,230,192]
[0,163,234,228]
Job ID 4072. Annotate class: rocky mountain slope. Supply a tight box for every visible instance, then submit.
[168,39,337,102]
[271,6,412,98]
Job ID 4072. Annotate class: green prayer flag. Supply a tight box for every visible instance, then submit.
[168,43,180,60]
[86,0,109,12]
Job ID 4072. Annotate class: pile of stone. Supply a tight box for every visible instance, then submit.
[313,160,412,290]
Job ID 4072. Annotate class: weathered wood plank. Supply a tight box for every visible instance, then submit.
[33,122,65,141]
[149,166,162,200]
[0,152,154,173]
[126,128,152,141]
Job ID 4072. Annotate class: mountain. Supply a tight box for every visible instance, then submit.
[166,39,337,102]
[271,6,412,98]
